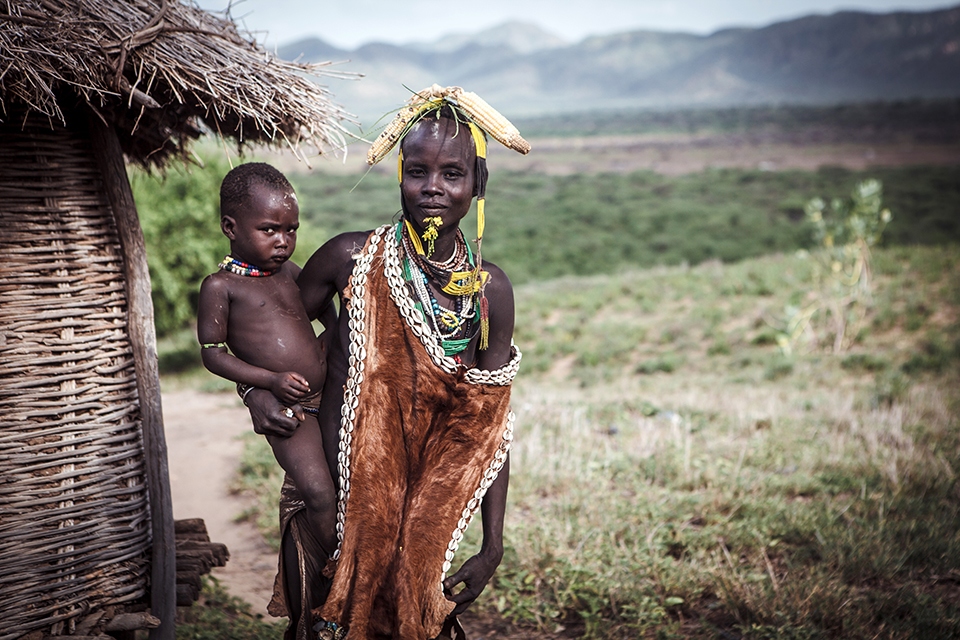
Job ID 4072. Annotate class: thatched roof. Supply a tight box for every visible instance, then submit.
[0,0,354,166]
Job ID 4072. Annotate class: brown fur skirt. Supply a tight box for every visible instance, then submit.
[316,226,519,639]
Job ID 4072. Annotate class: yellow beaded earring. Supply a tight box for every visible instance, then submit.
[422,216,443,257]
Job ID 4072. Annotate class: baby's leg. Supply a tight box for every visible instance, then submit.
[267,416,338,556]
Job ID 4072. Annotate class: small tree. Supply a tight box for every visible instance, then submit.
[778,179,892,354]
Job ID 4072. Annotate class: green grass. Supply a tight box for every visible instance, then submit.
[176,577,283,640]
[483,244,960,638]
[136,148,960,341]
[221,244,960,638]
[231,432,285,551]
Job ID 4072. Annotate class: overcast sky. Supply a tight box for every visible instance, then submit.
[196,0,956,49]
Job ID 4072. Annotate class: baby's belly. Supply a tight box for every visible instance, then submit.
[231,322,325,388]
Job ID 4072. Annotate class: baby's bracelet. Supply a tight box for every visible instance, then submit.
[236,383,256,407]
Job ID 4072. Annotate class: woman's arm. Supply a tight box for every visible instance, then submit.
[442,457,509,615]
[443,262,515,613]
[475,262,515,372]
[298,231,370,319]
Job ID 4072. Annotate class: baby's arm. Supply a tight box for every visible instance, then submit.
[197,275,310,404]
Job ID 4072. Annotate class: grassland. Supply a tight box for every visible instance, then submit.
[217,242,959,639]
[133,145,960,338]
[151,101,960,638]
[511,100,960,140]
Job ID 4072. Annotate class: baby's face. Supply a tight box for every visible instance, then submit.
[224,183,300,270]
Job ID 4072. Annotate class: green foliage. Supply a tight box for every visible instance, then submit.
[635,356,678,375]
[157,326,205,374]
[135,153,959,341]
[177,577,284,640]
[805,178,891,250]
[840,352,889,372]
[291,165,960,289]
[763,356,795,380]
[902,333,960,374]
[132,158,230,336]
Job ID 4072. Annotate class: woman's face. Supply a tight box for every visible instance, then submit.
[399,116,476,235]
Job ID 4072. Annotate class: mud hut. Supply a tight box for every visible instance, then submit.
[0,2,351,638]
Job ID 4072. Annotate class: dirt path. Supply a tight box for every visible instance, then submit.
[164,388,279,617]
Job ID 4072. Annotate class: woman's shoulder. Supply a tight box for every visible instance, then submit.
[324,229,379,256]
[481,260,514,299]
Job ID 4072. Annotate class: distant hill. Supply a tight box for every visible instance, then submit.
[280,5,960,123]
[410,21,566,55]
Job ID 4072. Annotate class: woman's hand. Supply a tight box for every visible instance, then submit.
[244,387,302,437]
[442,546,503,615]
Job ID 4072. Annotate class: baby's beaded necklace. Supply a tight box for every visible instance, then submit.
[218,255,276,277]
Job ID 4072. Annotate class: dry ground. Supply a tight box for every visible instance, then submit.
[165,387,279,617]
[259,131,960,177]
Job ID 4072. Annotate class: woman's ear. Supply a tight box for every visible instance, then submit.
[221,215,238,240]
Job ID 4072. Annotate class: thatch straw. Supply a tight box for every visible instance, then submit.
[0,0,355,166]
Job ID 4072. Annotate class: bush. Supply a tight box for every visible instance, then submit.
[132,158,230,336]
[177,577,283,640]
[840,352,889,372]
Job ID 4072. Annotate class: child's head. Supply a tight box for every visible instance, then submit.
[219,163,299,271]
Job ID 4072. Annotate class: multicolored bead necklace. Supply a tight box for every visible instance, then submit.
[218,255,276,277]
[397,222,480,356]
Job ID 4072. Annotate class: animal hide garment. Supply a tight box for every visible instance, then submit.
[268,476,332,640]
[316,226,519,639]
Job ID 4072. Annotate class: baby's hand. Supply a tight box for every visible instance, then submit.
[270,372,310,406]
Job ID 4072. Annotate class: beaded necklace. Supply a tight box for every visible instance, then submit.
[218,255,276,277]
[397,222,479,356]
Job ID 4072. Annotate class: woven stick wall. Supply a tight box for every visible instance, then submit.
[0,110,151,639]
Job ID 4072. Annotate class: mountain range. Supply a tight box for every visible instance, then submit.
[279,5,960,122]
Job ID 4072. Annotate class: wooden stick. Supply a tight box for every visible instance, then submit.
[176,583,200,607]
[87,109,176,640]
[104,612,162,632]
[174,518,209,535]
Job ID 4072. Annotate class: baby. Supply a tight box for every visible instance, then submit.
[197,162,337,558]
